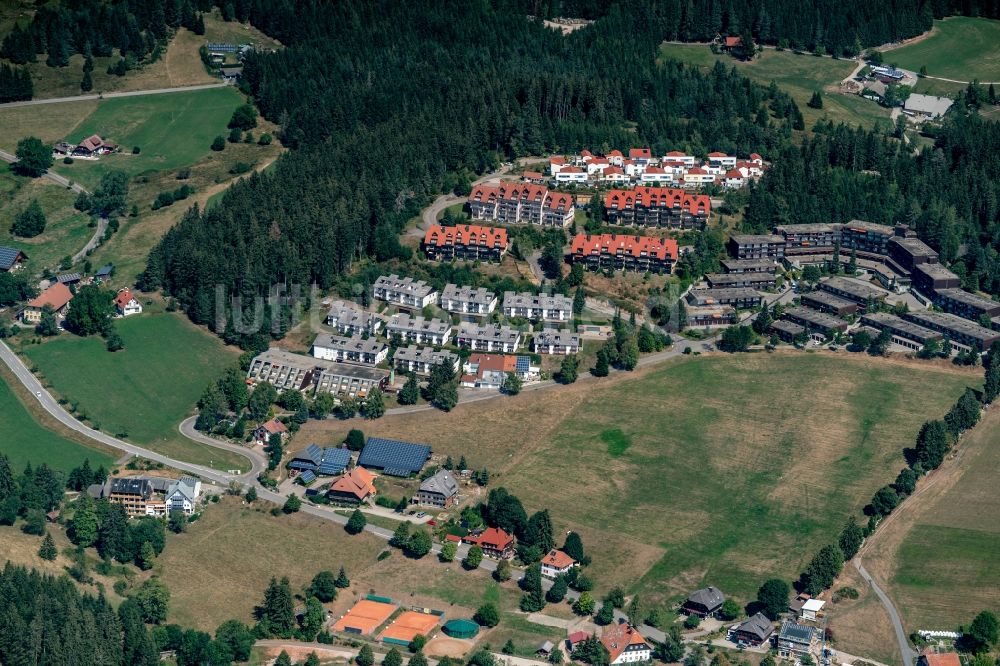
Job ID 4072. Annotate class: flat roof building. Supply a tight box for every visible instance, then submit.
[728,234,785,260]
[933,289,1000,321]
[705,272,776,290]
[686,305,737,328]
[686,288,762,308]
[799,290,859,316]
[902,310,1000,352]
[769,319,806,342]
[912,263,961,295]
[782,307,848,335]
[861,312,943,351]
[819,276,888,306]
[720,258,776,273]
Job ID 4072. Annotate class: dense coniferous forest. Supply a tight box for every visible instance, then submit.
[742,113,1000,294]
[0,564,159,666]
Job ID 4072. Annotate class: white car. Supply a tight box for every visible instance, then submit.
[35,391,41,397]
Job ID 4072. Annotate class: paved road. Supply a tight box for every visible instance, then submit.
[855,561,915,666]
[178,416,267,477]
[0,148,89,194]
[0,82,229,109]
[0,340,241,486]
[72,218,108,263]
[407,164,518,239]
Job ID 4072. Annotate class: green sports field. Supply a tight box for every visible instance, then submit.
[659,44,892,130]
[0,375,114,473]
[22,312,246,471]
[883,17,1000,83]
[50,87,244,189]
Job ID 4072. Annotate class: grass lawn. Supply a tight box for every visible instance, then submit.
[51,86,244,189]
[659,44,892,130]
[875,405,1000,631]
[0,99,99,152]
[882,17,1000,82]
[299,352,977,604]
[21,311,246,471]
[0,374,114,473]
[0,164,94,275]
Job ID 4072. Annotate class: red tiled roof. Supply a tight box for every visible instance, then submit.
[666,150,687,157]
[921,654,961,666]
[688,167,708,175]
[523,171,543,179]
[468,353,518,373]
[644,166,666,175]
[750,152,762,160]
[259,418,287,435]
[560,166,584,174]
[445,533,462,543]
[78,134,104,151]
[329,468,376,501]
[607,150,623,157]
[604,167,625,176]
[114,288,137,309]
[423,224,509,250]
[628,148,652,159]
[466,526,514,549]
[580,149,593,157]
[549,156,566,164]
[707,152,729,158]
[27,282,73,310]
[603,187,711,216]
[541,549,576,569]
[724,36,741,47]
[601,624,648,663]
[568,631,590,646]
[571,233,678,262]
[724,169,745,179]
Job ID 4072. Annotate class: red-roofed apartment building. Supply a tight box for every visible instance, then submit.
[20,282,74,325]
[601,623,652,664]
[462,526,515,559]
[114,288,143,317]
[422,224,509,263]
[570,233,678,274]
[467,184,575,228]
[604,187,711,230]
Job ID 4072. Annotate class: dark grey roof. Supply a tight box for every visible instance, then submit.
[95,264,114,277]
[359,437,431,475]
[687,586,725,609]
[779,621,815,644]
[86,483,106,499]
[419,469,459,498]
[736,613,774,640]
[110,477,152,498]
[56,273,82,283]
[0,247,25,270]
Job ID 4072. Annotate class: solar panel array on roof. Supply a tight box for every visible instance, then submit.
[359,437,431,475]
[299,470,316,484]
[317,448,351,475]
[515,356,530,373]
[0,247,24,270]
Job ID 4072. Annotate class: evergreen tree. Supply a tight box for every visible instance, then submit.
[357,644,375,666]
[335,565,350,588]
[398,373,420,405]
[81,69,93,92]
[346,508,366,534]
[592,347,610,377]
[361,388,385,418]
[519,564,546,611]
[38,532,57,560]
[12,199,46,238]
[258,576,296,638]
[97,502,130,561]
[558,354,579,383]
[807,91,823,109]
[309,570,338,602]
[756,578,790,620]
[546,575,568,603]
[838,517,865,560]
[14,136,53,177]
[799,544,844,595]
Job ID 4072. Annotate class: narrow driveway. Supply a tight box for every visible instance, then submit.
[0,82,228,109]
[855,561,916,666]
[179,416,267,477]
[0,148,89,194]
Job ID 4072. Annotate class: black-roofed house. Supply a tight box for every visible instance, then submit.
[729,613,774,647]
[108,477,154,517]
[358,437,431,477]
[683,586,726,617]
[0,247,27,272]
[777,621,816,657]
[413,469,459,508]
[95,264,114,281]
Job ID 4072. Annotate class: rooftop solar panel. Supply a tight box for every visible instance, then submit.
[516,356,530,372]
[299,470,316,484]
[358,437,431,474]
[288,460,317,471]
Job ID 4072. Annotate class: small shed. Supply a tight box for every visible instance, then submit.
[801,598,826,621]
[442,619,479,639]
[537,641,554,655]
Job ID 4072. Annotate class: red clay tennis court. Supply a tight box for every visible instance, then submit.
[332,599,397,635]
[378,611,441,644]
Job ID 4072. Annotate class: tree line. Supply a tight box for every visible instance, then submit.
[0,62,32,103]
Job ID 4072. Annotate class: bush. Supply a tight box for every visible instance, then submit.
[683,614,701,630]
[132,146,141,154]
[211,136,225,151]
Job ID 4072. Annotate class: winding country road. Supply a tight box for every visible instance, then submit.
[855,562,916,666]
[0,82,229,109]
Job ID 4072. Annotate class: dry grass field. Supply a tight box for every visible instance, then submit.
[857,404,1000,633]
[297,352,978,604]
[824,565,902,665]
